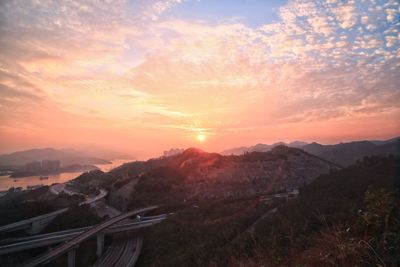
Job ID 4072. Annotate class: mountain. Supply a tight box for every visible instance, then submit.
[76,146,338,210]
[221,137,399,166]
[370,136,400,145]
[302,137,400,166]
[65,144,133,160]
[287,141,309,147]
[221,141,308,155]
[0,148,111,167]
[162,148,185,158]
[138,156,399,267]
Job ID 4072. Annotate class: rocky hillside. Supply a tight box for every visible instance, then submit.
[172,146,339,201]
[137,155,399,267]
[83,146,339,210]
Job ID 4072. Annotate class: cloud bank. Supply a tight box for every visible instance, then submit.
[0,0,399,156]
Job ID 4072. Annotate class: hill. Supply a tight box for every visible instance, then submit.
[75,146,339,210]
[137,155,399,266]
[0,148,111,167]
[221,137,400,166]
[64,144,133,160]
[221,141,308,155]
[302,137,400,166]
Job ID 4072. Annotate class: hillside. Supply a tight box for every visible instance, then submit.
[137,155,400,267]
[76,146,339,210]
[221,141,308,155]
[0,148,111,167]
[302,138,400,166]
[63,145,133,160]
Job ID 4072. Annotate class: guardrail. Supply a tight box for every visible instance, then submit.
[0,215,167,255]
[20,206,159,267]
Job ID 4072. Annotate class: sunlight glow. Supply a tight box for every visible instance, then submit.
[197,134,206,142]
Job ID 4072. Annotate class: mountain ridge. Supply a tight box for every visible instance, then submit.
[0,147,111,167]
[221,137,399,166]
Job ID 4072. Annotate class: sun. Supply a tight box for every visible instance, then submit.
[197,133,206,142]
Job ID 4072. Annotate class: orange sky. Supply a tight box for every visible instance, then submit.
[0,0,399,159]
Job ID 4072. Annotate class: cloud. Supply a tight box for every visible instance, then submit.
[0,0,399,154]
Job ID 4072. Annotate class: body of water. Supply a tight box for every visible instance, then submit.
[0,159,135,191]
[95,158,135,172]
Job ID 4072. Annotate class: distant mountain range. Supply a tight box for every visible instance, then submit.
[221,141,309,155]
[301,137,400,166]
[64,144,133,161]
[0,148,111,167]
[221,137,400,166]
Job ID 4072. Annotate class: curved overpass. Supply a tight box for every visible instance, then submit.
[0,208,69,234]
[21,206,159,267]
[0,215,167,255]
[0,189,108,235]
[94,237,143,267]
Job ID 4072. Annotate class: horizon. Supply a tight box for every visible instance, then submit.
[1,134,398,161]
[0,0,399,159]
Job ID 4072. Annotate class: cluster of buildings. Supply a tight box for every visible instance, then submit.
[21,160,61,172]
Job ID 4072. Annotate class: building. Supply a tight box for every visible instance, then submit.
[23,161,42,172]
[41,160,61,171]
[21,160,61,172]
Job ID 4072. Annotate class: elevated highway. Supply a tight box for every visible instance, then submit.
[20,206,159,267]
[0,208,69,234]
[0,189,108,235]
[0,214,166,255]
[94,237,143,267]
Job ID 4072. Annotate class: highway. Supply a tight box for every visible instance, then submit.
[81,189,107,205]
[49,183,81,196]
[50,183,108,206]
[94,237,143,267]
[20,206,159,267]
[0,215,167,255]
[0,188,109,234]
[91,199,121,218]
[0,208,69,233]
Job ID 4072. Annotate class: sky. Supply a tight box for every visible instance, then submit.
[0,0,399,158]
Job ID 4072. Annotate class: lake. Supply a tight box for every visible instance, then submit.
[0,159,135,191]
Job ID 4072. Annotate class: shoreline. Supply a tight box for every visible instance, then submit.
[10,165,99,178]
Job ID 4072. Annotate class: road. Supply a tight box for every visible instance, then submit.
[51,183,114,217]
[0,215,167,255]
[0,208,69,234]
[94,237,143,267]
[91,199,121,218]
[50,183,81,196]
[81,189,107,205]
[21,206,159,267]
[0,187,109,234]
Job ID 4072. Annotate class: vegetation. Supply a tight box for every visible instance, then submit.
[128,166,187,210]
[0,187,83,227]
[138,199,276,267]
[138,156,399,266]
[43,204,101,233]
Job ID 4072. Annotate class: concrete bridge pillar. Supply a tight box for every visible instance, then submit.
[28,220,42,235]
[28,216,56,235]
[68,249,76,267]
[96,232,105,258]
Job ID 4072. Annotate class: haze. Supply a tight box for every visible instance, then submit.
[0,0,399,159]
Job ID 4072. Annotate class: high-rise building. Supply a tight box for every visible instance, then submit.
[41,160,61,171]
[23,161,42,172]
